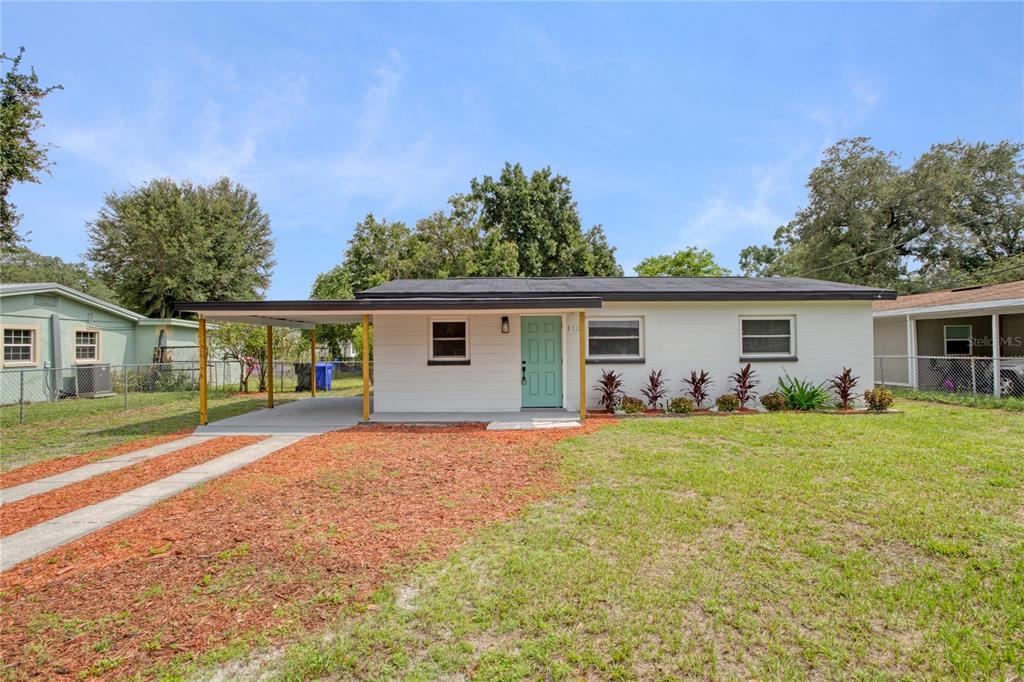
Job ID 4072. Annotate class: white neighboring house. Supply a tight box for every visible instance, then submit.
[181,276,892,417]
[872,280,1024,396]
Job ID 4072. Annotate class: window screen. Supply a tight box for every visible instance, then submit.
[588,319,642,357]
[431,321,467,359]
[741,318,793,355]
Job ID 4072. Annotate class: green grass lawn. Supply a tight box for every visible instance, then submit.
[892,385,1024,411]
[260,402,1023,680]
[0,376,366,472]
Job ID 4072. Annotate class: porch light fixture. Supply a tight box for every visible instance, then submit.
[501,316,510,334]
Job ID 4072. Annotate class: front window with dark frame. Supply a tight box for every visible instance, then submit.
[740,317,795,357]
[75,330,99,361]
[430,320,468,361]
[587,318,643,359]
[3,328,34,363]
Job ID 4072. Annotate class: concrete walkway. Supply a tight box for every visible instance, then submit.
[0,435,301,572]
[196,396,365,435]
[0,435,215,505]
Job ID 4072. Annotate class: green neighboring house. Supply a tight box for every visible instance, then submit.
[0,283,200,402]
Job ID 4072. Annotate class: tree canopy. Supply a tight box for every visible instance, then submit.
[739,138,1024,290]
[1,47,62,250]
[634,247,731,277]
[0,246,117,301]
[86,177,274,318]
[313,162,622,303]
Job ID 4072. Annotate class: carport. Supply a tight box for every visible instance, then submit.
[175,297,598,426]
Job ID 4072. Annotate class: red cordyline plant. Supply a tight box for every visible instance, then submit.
[829,367,860,409]
[641,369,668,409]
[729,363,760,407]
[683,370,713,409]
[594,369,624,412]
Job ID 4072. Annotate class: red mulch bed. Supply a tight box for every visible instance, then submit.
[0,432,192,490]
[1,436,264,537]
[0,421,607,680]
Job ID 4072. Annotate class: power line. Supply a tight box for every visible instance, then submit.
[793,213,1009,279]
[905,261,1024,295]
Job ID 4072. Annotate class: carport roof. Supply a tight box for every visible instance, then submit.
[174,296,603,327]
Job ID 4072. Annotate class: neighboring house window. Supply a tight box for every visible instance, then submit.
[740,317,795,357]
[430,320,468,362]
[3,329,35,364]
[76,331,100,361]
[588,318,643,359]
[944,325,972,356]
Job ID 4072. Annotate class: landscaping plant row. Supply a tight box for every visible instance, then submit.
[593,365,895,415]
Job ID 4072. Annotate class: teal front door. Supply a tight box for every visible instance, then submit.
[521,316,563,408]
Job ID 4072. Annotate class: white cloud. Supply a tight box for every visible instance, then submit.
[672,73,885,270]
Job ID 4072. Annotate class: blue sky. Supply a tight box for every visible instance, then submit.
[4,2,1022,299]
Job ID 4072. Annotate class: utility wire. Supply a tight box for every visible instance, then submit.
[793,212,1008,279]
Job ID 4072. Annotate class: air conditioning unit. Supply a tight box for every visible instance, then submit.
[75,363,115,398]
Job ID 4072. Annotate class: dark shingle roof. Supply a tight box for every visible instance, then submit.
[357,277,896,302]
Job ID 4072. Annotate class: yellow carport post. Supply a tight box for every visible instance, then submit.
[310,327,317,397]
[361,314,370,421]
[198,317,208,426]
[266,325,274,408]
[578,310,587,421]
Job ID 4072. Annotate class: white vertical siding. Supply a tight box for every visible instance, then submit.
[372,301,875,413]
[373,313,522,413]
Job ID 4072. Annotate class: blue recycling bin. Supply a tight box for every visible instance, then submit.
[315,362,333,391]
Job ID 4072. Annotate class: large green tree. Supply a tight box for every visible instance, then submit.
[739,138,1024,289]
[1,47,62,249]
[634,247,731,277]
[0,246,117,301]
[86,177,274,318]
[468,163,622,277]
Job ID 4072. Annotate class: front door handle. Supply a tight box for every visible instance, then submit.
[521,362,527,385]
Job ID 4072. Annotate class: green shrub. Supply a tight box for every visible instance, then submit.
[620,396,645,414]
[777,374,830,411]
[715,393,740,412]
[863,387,895,411]
[666,396,694,414]
[759,391,786,412]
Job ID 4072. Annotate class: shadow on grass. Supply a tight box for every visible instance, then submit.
[90,397,289,439]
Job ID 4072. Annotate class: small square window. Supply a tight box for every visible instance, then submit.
[75,331,99,361]
[3,328,35,363]
[430,320,467,361]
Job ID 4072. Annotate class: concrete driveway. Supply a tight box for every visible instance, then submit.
[197,396,366,435]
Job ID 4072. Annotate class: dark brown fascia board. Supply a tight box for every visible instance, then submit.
[175,296,604,314]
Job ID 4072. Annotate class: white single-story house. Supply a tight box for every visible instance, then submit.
[873,279,1024,396]
[179,276,893,422]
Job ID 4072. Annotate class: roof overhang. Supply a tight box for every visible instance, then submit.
[873,298,1024,319]
[175,297,604,328]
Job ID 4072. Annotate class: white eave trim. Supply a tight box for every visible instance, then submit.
[873,298,1024,319]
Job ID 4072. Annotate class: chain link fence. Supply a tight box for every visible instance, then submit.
[875,355,1024,398]
[1,359,371,424]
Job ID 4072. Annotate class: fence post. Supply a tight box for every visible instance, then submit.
[74,369,80,398]
[124,365,129,410]
[19,370,25,424]
[970,358,977,405]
